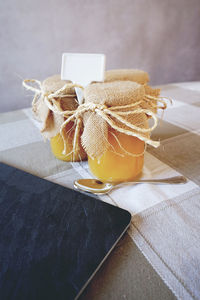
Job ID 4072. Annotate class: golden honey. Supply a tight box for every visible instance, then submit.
[88,128,144,183]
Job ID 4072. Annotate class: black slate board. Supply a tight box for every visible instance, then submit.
[0,163,131,300]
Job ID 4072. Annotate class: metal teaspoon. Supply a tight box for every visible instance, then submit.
[74,176,187,195]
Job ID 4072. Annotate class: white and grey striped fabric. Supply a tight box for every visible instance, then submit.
[1,82,200,300]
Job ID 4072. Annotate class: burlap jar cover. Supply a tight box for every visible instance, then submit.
[105,69,165,113]
[23,75,82,139]
[105,69,149,84]
[23,69,167,160]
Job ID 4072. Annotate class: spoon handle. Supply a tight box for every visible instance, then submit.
[119,176,187,186]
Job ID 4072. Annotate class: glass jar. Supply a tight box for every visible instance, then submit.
[50,121,87,162]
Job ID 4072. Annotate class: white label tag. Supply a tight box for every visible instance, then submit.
[61,53,106,87]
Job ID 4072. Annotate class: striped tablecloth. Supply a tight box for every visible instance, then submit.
[1,82,200,300]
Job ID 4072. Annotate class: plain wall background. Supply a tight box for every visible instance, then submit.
[0,0,200,113]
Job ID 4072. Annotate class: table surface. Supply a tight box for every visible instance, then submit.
[1,82,200,300]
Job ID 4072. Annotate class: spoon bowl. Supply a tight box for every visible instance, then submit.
[74,179,113,194]
[74,176,187,195]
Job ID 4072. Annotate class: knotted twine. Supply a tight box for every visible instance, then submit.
[23,71,167,160]
[23,75,83,140]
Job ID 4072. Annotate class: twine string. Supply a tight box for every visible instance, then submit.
[23,79,163,158]
[23,79,82,106]
[104,108,158,132]
[59,102,160,153]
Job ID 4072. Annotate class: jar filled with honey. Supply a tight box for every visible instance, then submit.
[29,75,87,161]
[80,80,158,183]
